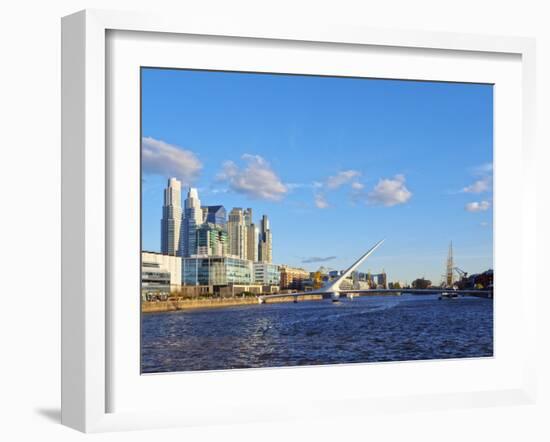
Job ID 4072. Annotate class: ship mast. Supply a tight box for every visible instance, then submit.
[445,241,454,288]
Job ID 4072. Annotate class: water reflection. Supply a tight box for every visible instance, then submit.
[141,294,493,373]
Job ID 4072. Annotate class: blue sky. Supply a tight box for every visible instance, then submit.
[141,68,493,284]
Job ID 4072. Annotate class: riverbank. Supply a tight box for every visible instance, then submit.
[141,292,407,313]
[142,294,324,313]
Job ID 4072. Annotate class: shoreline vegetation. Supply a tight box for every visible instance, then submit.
[141,292,401,313]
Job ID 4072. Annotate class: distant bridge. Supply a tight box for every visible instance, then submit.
[259,240,492,304]
[258,288,492,304]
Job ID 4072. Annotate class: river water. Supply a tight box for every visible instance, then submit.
[141,294,493,373]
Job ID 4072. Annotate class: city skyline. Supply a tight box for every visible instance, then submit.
[159,177,272,262]
[142,68,493,284]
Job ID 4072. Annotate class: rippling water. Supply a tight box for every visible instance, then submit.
[141,294,493,373]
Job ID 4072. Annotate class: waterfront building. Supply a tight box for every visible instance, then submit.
[352,271,371,290]
[160,178,182,256]
[182,256,253,286]
[142,251,182,291]
[141,262,170,301]
[141,251,182,299]
[227,208,248,259]
[279,265,309,290]
[376,272,387,289]
[258,214,272,263]
[328,268,385,289]
[181,187,203,257]
[196,223,228,256]
[217,283,264,297]
[202,205,226,226]
[253,262,281,286]
[179,283,267,297]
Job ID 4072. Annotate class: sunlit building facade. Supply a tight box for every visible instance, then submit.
[196,223,228,256]
[243,208,258,262]
[160,178,182,256]
[227,208,248,259]
[182,256,253,286]
[253,262,281,286]
[181,187,202,257]
[142,251,182,292]
[279,265,309,290]
[258,214,272,263]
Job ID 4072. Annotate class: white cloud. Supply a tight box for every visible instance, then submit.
[465,201,491,212]
[472,162,493,176]
[480,221,489,227]
[314,193,329,209]
[302,256,336,263]
[286,183,306,190]
[325,170,361,189]
[217,154,288,201]
[311,170,363,208]
[142,136,202,184]
[462,177,491,193]
[367,174,412,207]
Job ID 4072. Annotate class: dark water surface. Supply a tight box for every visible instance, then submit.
[141,294,493,373]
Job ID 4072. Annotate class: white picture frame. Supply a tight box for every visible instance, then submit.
[61,9,537,433]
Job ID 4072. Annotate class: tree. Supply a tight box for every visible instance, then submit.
[393,281,401,289]
[412,278,432,289]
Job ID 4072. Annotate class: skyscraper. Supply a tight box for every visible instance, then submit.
[244,208,258,262]
[196,223,228,256]
[181,187,203,257]
[258,214,272,263]
[227,208,248,259]
[160,178,182,256]
[202,205,227,226]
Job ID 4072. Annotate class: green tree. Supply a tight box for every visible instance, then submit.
[412,278,431,289]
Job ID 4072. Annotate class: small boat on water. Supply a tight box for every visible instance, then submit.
[439,291,459,300]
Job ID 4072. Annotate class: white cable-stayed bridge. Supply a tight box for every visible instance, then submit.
[258,240,492,304]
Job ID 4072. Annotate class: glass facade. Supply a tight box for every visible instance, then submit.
[253,263,281,285]
[196,223,228,256]
[182,210,200,257]
[160,178,182,256]
[183,257,253,286]
[181,188,202,257]
[203,205,227,226]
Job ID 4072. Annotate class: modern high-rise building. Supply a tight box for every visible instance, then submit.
[227,208,248,259]
[160,178,182,256]
[201,205,227,226]
[181,187,203,257]
[258,214,272,263]
[243,208,253,225]
[247,224,258,262]
[196,223,228,256]
[243,208,258,262]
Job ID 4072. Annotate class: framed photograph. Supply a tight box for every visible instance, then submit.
[61,9,537,432]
